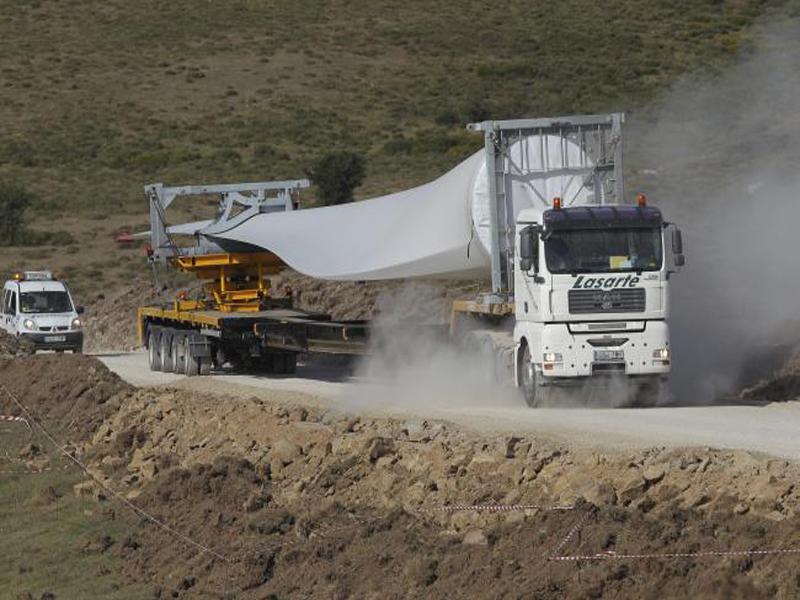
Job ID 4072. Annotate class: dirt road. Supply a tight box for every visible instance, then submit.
[97,351,800,460]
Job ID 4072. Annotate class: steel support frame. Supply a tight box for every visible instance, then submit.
[468,113,625,301]
[145,179,310,263]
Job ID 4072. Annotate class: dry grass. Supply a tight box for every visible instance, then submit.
[0,0,791,299]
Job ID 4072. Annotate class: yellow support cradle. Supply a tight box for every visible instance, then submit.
[174,252,285,313]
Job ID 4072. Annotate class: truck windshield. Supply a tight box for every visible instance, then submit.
[19,291,73,314]
[545,228,662,274]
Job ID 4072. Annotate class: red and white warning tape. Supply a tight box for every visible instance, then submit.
[421,503,575,514]
[548,506,800,562]
[550,547,800,561]
[0,415,28,424]
[0,464,72,476]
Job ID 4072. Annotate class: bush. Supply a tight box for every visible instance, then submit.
[0,182,76,247]
[306,151,366,206]
[0,182,35,246]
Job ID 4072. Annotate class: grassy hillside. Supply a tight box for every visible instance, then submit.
[0,0,791,295]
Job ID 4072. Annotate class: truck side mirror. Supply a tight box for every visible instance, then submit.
[76,306,85,315]
[519,226,538,273]
[668,225,685,270]
[671,227,683,255]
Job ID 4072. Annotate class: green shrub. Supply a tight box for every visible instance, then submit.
[306,151,366,206]
[0,182,35,246]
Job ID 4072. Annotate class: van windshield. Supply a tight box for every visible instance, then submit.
[20,291,73,314]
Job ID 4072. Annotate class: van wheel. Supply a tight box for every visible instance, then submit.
[160,329,174,372]
[148,327,163,372]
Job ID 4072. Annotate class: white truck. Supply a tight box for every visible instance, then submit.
[139,113,683,407]
[1,271,84,353]
[458,114,685,406]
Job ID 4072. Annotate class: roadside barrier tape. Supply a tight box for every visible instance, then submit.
[420,503,575,514]
[550,547,800,561]
[549,507,597,558]
[0,383,230,564]
[547,506,800,563]
[0,415,28,423]
[0,464,73,476]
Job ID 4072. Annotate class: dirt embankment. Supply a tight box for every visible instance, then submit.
[82,281,174,352]
[0,330,33,359]
[1,354,800,598]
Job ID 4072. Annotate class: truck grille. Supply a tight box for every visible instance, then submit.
[568,288,645,314]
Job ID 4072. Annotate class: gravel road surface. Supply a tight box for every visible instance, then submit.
[96,351,800,460]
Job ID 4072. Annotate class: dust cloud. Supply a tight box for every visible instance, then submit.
[630,18,800,402]
[346,283,522,412]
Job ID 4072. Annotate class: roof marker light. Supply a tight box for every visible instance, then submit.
[553,197,562,210]
[636,193,647,207]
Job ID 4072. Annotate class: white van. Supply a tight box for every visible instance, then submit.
[1,271,84,353]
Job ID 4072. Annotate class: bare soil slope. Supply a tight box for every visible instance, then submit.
[1,354,799,598]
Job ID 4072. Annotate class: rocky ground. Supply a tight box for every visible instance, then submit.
[1,346,799,598]
[0,330,33,359]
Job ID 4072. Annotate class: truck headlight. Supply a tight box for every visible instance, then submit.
[71,317,82,330]
[543,352,563,370]
[23,318,36,331]
[652,348,670,360]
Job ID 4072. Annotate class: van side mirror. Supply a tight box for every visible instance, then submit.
[76,306,85,315]
[519,226,538,273]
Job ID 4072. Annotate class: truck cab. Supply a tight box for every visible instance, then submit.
[515,200,684,405]
[1,271,84,353]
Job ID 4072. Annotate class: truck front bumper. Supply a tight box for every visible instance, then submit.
[539,321,670,380]
[21,331,84,352]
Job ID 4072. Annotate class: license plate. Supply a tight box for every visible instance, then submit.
[594,349,624,363]
[45,336,66,343]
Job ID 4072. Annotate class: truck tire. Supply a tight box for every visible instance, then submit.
[464,330,506,384]
[632,379,663,408]
[184,335,200,377]
[148,327,163,372]
[160,329,174,372]
[519,343,540,407]
[171,333,185,374]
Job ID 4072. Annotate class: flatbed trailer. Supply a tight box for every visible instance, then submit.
[139,303,369,376]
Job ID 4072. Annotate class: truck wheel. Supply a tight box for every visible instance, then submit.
[519,343,540,407]
[184,335,200,377]
[464,330,498,383]
[171,333,185,374]
[160,329,174,372]
[148,327,163,372]
[633,380,663,408]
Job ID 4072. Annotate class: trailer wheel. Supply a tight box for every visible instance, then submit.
[272,353,287,374]
[160,329,174,372]
[199,356,212,376]
[171,333,185,374]
[148,327,163,372]
[184,335,200,377]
